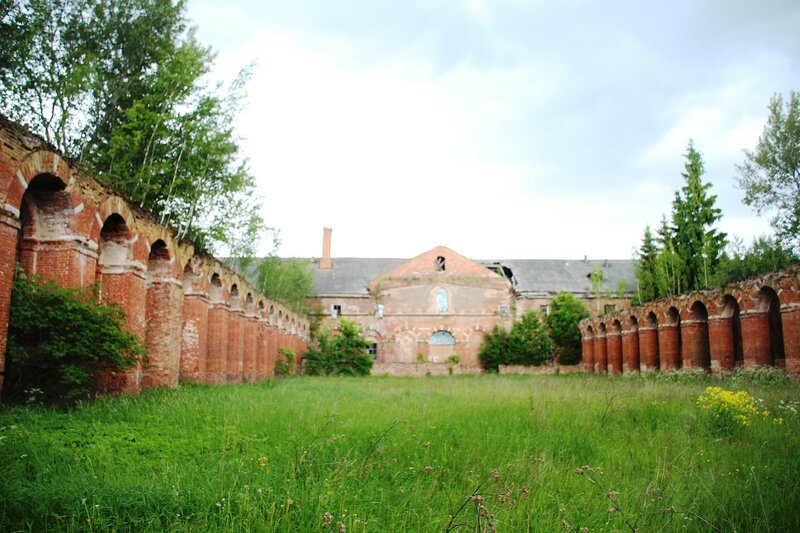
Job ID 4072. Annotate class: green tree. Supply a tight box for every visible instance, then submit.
[737,92,800,252]
[588,263,610,315]
[255,255,314,314]
[671,141,727,291]
[655,215,681,297]
[478,325,510,373]
[0,0,264,253]
[711,235,799,287]
[4,271,145,405]
[507,311,554,366]
[303,319,373,376]
[546,293,589,365]
[634,225,660,304]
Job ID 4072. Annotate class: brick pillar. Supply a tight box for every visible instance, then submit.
[607,330,622,374]
[227,310,244,383]
[18,238,97,288]
[638,325,658,371]
[657,324,680,370]
[708,317,734,372]
[594,332,607,373]
[205,303,229,384]
[783,306,800,373]
[266,324,278,376]
[740,310,771,366]
[96,265,147,394]
[243,315,258,383]
[142,279,183,389]
[180,292,209,383]
[581,336,595,373]
[256,319,268,381]
[0,213,20,396]
[621,328,640,373]
[681,319,710,370]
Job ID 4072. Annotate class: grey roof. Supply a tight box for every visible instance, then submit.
[480,259,635,296]
[311,258,406,296]
[310,257,635,297]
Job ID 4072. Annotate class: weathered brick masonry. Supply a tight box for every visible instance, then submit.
[0,115,309,396]
[580,269,800,374]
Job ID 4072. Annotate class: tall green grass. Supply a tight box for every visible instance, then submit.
[1,374,798,531]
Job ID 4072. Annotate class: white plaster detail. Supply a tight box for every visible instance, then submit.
[4,203,20,218]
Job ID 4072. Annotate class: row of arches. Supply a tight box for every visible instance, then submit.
[580,277,798,374]
[0,147,309,396]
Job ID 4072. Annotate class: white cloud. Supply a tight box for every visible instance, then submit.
[185,0,800,260]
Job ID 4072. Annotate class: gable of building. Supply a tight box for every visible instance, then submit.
[370,246,510,292]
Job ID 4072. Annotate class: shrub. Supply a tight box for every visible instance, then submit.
[508,311,554,366]
[275,348,296,377]
[302,319,373,376]
[478,325,510,372]
[546,293,589,364]
[4,271,145,405]
[696,386,769,432]
[479,312,554,371]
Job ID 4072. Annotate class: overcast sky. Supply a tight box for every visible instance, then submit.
[186,0,799,260]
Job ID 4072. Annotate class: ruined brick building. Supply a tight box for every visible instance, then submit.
[0,115,309,396]
[309,228,634,374]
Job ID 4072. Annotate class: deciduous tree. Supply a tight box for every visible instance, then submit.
[0,0,265,253]
[736,92,800,252]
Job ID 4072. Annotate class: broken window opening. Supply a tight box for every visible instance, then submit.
[436,288,448,313]
[435,256,446,272]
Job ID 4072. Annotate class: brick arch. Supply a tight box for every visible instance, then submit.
[5,150,73,213]
[713,293,743,371]
[683,300,711,370]
[756,286,785,366]
[16,171,88,286]
[144,231,181,279]
[182,256,209,293]
[608,319,623,373]
[228,283,241,309]
[622,315,640,373]
[595,322,608,373]
[89,197,138,246]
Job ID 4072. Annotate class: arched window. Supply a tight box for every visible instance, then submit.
[429,331,455,345]
[436,288,448,313]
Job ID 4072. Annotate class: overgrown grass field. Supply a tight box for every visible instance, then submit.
[1,374,799,532]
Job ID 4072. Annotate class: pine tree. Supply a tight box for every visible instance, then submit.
[670,142,727,290]
[634,225,660,303]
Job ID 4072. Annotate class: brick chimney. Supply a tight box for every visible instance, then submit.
[320,227,333,269]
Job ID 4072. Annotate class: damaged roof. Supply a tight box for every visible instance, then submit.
[311,257,635,297]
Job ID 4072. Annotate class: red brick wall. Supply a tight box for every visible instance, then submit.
[0,117,312,398]
[226,310,244,383]
[180,294,209,383]
[580,268,800,376]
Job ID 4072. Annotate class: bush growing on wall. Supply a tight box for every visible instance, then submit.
[4,271,145,405]
[303,319,373,376]
[274,348,296,377]
[479,312,553,371]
